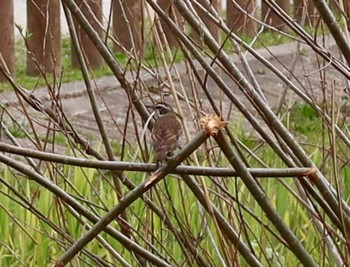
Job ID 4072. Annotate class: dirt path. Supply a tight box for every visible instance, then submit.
[1,35,348,150]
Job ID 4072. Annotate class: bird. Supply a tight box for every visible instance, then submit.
[151,102,182,164]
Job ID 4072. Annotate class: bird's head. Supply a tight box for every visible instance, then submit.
[153,102,174,116]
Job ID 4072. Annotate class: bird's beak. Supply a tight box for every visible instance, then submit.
[146,104,155,110]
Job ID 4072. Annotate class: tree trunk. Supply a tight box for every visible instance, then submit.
[227,0,257,37]
[156,0,184,48]
[261,0,289,31]
[71,0,103,69]
[345,1,350,31]
[294,0,318,26]
[27,0,61,76]
[192,0,220,43]
[113,0,143,54]
[0,0,14,81]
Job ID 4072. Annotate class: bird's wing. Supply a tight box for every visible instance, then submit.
[151,116,182,152]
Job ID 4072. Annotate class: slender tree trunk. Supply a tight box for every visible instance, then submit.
[227,0,257,37]
[294,0,318,26]
[0,0,14,81]
[113,0,143,54]
[261,0,289,31]
[345,1,350,31]
[27,0,61,76]
[71,0,103,69]
[192,0,220,42]
[156,0,184,48]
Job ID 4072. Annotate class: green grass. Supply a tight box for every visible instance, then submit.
[0,36,185,92]
[0,24,318,93]
[0,103,347,266]
[289,104,322,135]
[0,38,114,92]
[2,6,346,93]
[4,123,28,139]
[0,17,348,265]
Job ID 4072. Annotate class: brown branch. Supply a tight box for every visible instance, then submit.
[0,142,316,178]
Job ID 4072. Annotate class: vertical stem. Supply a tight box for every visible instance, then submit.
[27,0,61,75]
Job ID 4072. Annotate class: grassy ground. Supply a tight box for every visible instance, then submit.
[1,15,349,265]
[0,28,301,93]
[0,103,348,266]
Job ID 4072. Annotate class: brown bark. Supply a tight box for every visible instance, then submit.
[345,1,350,31]
[71,0,103,69]
[113,0,143,53]
[261,0,289,31]
[156,0,184,48]
[192,0,220,42]
[27,0,61,76]
[294,0,318,26]
[0,0,14,81]
[227,0,257,37]
[345,1,350,16]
